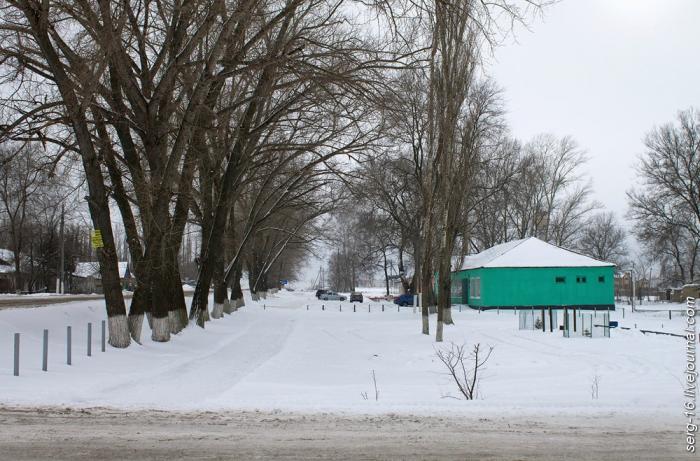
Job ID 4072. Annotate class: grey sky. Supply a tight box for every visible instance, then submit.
[489,0,700,220]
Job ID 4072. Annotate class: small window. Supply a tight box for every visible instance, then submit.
[469,277,481,299]
[598,276,605,283]
[576,276,587,283]
[555,276,566,284]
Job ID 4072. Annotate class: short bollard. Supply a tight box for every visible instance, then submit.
[306,305,309,310]
[67,326,72,365]
[87,322,92,357]
[497,308,500,315]
[669,310,672,320]
[622,308,625,319]
[13,333,19,377]
[398,305,400,312]
[459,305,462,312]
[101,320,106,352]
[353,304,356,312]
[322,304,325,311]
[368,305,371,313]
[340,304,342,312]
[264,304,266,310]
[42,329,48,372]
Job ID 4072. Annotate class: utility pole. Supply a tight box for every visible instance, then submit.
[57,204,65,294]
[630,262,636,313]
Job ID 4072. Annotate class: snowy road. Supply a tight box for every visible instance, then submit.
[0,406,685,461]
[0,293,132,310]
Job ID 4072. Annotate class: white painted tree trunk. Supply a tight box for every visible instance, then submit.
[128,314,144,344]
[211,302,224,319]
[151,316,171,342]
[223,299,233,314]
[235,297,245,310]
[168,311,185,334]
[108,315,131,348]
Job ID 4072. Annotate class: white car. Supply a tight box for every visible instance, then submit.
[320,291,346,301]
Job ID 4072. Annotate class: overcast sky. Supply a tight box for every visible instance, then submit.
[488,0,700,220]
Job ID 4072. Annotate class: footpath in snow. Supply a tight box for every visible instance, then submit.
[0,290,689,420]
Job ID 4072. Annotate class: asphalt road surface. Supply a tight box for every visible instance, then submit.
[0,406,685,460]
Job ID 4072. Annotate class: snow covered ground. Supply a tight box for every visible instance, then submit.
[0,289,690,420]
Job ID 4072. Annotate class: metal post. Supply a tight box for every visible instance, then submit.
[322,304,324,311]
[87,322,92,357]
[669,310,672,320]
[101,320,106,352]
[368,305,371,313]
[67,326,72,365]
[340,304,342,312]
[353,304,356,312]
[382,304,384,312]
[13,333,19,376]
[42,329,48,371]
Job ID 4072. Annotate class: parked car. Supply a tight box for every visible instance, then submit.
[393,293,414,306]
[315,289,328,299]
[349,292,363,303]
[320,291,346,301]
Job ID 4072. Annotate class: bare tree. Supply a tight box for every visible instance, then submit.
[577,212,628,267]
[628,108,700,284]
[435,342,493,400]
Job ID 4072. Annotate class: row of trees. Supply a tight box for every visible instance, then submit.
[0,0,400,346]
[1,0,691,347]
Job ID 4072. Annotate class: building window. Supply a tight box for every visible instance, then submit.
[470,277,481,299]
[451,280,463,297]
[598,276,605,283]
[576,276,587,283]
[555,276,566,284]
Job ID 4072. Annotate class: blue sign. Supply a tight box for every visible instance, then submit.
[280,280,288,285]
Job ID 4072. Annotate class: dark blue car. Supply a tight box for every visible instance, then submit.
[393,293,414,306]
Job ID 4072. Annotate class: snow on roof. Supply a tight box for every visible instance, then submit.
[0,248,13,264]
[73,261,130,279]
[0,264,14,274]
[460,237,614,270]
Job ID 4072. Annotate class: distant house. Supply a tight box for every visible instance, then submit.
[0,248,16,293]
[70,261,134,294]
[449,237,615,310]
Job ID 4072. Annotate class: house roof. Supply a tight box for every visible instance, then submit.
[73,261,130,279]
[460,237,614,270]
[0,248,13,264]
[0,249,15,273]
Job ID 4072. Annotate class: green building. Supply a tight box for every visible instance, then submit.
[450,237,615,310]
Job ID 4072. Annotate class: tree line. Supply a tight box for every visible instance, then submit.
[0,0,695,346]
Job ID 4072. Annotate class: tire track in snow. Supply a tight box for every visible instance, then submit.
[95,314,298,407]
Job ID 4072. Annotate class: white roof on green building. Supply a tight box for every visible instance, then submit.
[460,237,614,270]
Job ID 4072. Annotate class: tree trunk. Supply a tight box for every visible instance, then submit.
[231,265,245,310]
[211,254,227,319]
[127,282,148,344]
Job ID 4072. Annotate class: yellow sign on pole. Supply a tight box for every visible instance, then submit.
[90,230,104,249]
